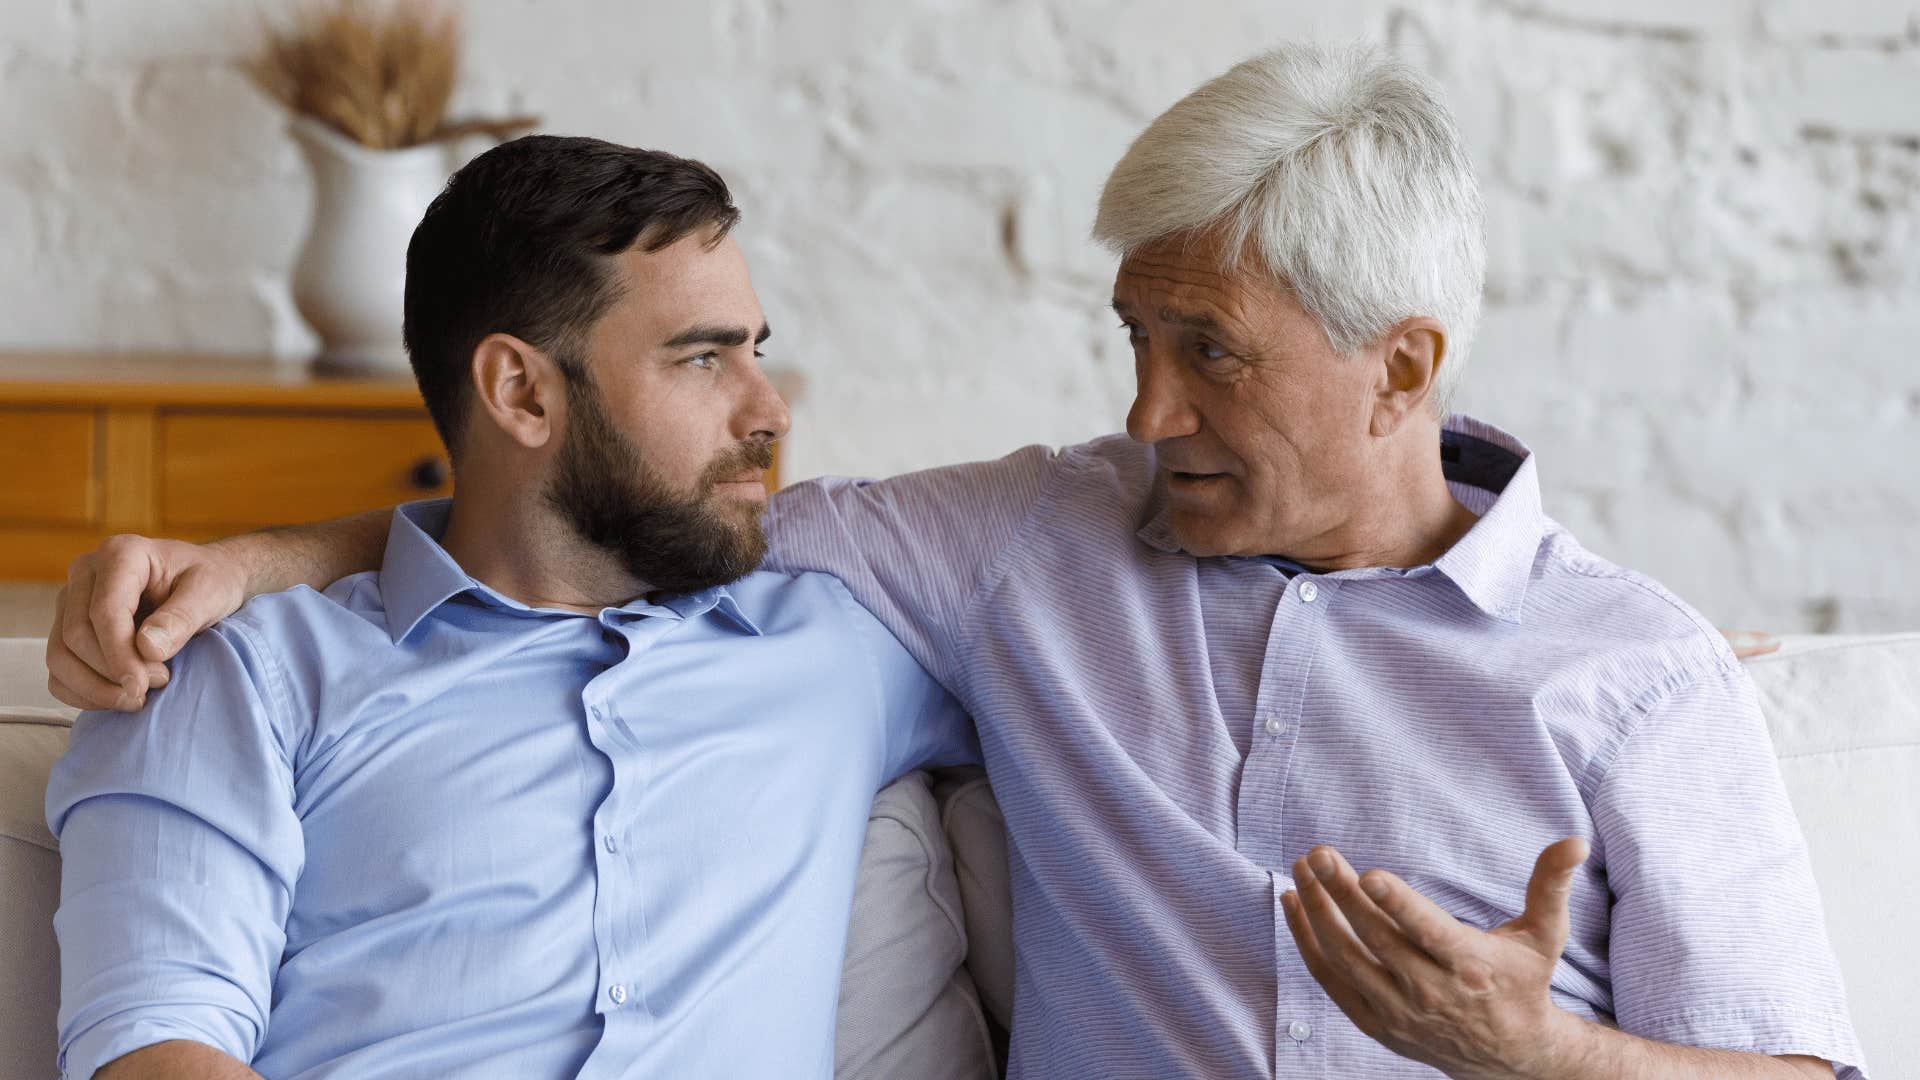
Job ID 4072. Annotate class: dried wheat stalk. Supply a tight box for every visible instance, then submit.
[251,0,533,150]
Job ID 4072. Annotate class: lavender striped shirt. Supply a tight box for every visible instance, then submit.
[764,416,1865,1079]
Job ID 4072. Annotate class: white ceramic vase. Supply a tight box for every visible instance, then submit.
[288,115,448,374]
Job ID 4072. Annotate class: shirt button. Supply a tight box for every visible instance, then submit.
[1289,1019,1312,1042]
[1299,580,1319,603]
[608,984,627,1005]
[603,835,618,854]
[1264,715,1283,736]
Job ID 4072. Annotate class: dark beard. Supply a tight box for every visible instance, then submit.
[543,375,772,595]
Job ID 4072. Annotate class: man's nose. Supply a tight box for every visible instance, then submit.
[1125,353,1200,444]
[737,360,792,444]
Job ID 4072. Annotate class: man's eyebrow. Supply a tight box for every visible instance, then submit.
[1158,308,1224,333]
[1108,298,1224,334]
[661,322,773,350]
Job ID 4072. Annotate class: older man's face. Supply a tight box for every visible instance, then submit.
[1113,231,1383,559]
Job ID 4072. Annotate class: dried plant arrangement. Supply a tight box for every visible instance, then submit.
[250,0,536,150]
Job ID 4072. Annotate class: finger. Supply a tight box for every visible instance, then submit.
[1292,854,1403,1011]
[1281,888,1385,1037]
[1308,847,1449,982]
[1720,629,1781,660]
[46,636,143,711]
[135,564,229,663]
[85,541,156,696]
[1509,837,1590,955]
[57,570,117,690]
[1356,867,1476,967]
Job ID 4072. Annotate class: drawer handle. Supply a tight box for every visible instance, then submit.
[409,456,449,491]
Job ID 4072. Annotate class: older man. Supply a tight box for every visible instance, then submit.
[50,44,1861,1078]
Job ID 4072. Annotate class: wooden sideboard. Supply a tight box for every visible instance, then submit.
[0,353,787,581]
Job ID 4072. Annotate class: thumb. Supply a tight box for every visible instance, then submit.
[1514,837,1589,956]
[135,566,238,663]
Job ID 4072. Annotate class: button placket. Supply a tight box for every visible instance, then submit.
[1233,578,1327,867]
[581,622,658,1022]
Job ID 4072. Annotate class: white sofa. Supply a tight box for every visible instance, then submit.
[4,634,1916,1078]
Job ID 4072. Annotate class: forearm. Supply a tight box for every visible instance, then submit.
[95,1039,263,1080]
[1541,1016,1831,1080]
[213,507,392,597]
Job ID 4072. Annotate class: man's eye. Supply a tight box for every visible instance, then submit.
[684,352,719,370]
[1195,341,1231,364]
[1119,320,1147,343]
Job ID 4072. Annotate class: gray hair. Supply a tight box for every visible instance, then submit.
[1093,42,1486,415]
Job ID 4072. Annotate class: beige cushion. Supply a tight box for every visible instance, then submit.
[0,707,69,1080]
[1745,633,1920,1074]
[836,772,996,1079]
[934,768,1013,1031]
[0,636,60,711]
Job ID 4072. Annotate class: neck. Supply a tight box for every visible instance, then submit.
[439,468,650,614]
[1285,421,1479,572]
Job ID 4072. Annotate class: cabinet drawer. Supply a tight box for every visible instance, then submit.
[0,408,97,526]
[160,412,452,530]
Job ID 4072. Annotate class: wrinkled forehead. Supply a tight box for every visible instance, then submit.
[1112,232,1289,337]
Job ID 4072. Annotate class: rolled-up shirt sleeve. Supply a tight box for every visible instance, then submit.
[1591,657,1868,1078]
[45,618,304,1079]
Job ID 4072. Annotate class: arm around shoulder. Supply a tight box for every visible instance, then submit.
[761,445,1061,683]
[46,506,392,711]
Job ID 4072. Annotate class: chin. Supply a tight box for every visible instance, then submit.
[1167,512,1238,558]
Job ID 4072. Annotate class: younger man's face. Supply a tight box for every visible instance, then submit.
[544,230,791,594]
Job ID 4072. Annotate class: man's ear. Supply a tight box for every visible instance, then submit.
[1369,317,1447,438]
[470,333,567,451]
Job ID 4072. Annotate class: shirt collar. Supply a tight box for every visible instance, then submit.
[377,498,764,643]
[1133,414,1545,623]
[1428,416,1542,624]
[379,499,473,643]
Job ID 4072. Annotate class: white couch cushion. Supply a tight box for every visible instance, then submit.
[934,768,1014,1031]
[837,772,996,1079]
[1746,634,1920,1075]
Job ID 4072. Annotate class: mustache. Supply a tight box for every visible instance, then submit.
[700,438,775,487]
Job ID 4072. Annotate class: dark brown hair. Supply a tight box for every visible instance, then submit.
[402,135,740,455]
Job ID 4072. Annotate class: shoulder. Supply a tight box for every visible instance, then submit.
[1521,522,1742,719]
[204,574,396,717]
[723,568,884,638]
[769,441,1071,513]
[1055,433,1155,488]
[223,572,395,650]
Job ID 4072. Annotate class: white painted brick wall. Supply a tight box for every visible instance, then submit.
[2,0,1917,632]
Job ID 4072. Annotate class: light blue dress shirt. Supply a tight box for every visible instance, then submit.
[46,500,979,1080]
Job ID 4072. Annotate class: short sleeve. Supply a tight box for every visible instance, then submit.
[761,445,1058,688]
[45,620,304,1079]
[1591,659,1867,1078]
